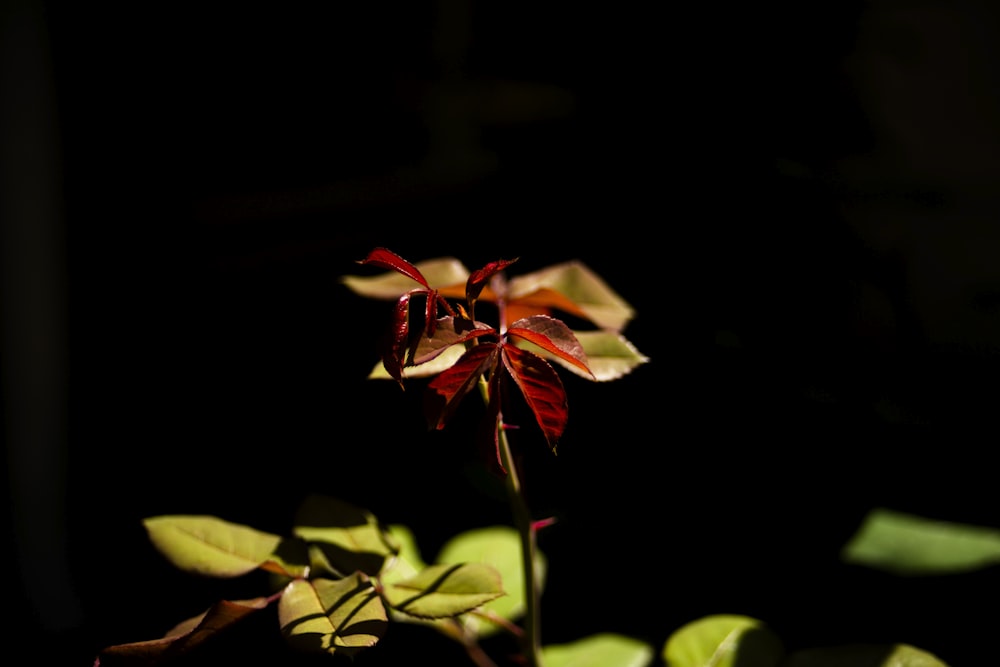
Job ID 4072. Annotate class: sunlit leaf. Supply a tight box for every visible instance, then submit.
[382,562,505,619]
[425,343,499,431]
[381,291,416,386]
[355,247,431,288]
[95,598,270,666]
[368,344,467,380]
[279,575,387,658]
[341,256,469,298]
[520,330,649,382]
[143,515,283,578]
[841,508,1000,575]
[380,524,427,584]
[783,643,950,667]
[410,317,494,367]
[436,526,546,638]
[381,526,469,641]
[292,495,399,577]
[663,614,784,667]
[506,261,636,331]
[507,315,593,379]
[501,344,568,453]
[543,633,655,667]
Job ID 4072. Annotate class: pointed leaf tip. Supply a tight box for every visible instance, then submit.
[467,257,519,304]
[358,248,430,288]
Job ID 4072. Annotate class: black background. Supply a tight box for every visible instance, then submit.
[5,1,1000,665]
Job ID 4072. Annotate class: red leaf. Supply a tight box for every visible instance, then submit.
[424,288,439,337]
[507,315,594,379]
[466,257,518,304]
[424,344,499,431]
[410,317,495,367]
[500,344,568,453]
[381,292,415,386]
[95,598,270,666]
[358,248,430,289]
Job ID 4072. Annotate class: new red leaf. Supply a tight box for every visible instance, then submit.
[410,317,495,367]
[500,344,568,453]
[358,248,430,289]
[466,257,519,305]
[381,292,415,387]
[95,598,271,666]
[424,344,499,432]
[507,315,594,379]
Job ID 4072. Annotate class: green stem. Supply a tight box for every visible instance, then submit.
[478,377,542,667]
[498,422,543,667]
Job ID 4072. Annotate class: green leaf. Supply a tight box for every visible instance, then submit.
[663,614,784,667]
[278,575,388,658]
[507,260,636,331]
[841,508,1000,575]
[380,524,427,584]
[782,643,950,667]
[292,494,399,576]
[436,525,546,638]
[521,329,649,382]
[382,562,505,619]
[542,633,655,667]
[340,257,470,298]
[143,515,283,578]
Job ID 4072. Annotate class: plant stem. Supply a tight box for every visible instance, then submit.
[478,272,543,667]
[497,411,543,667]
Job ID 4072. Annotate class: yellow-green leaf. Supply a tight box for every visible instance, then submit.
[367,344,466,381]
[543,633,655,667]
[382,562,504,619]
[436,525,544,638]
[292,494,399,576]
[278,575,387,658]
[507,261,636,332]
[143,515,283,578]
[663,614,784,667]
[380,524,427,584]
[842,508,1000,575]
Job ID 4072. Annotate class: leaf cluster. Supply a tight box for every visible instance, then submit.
[343,248,649,468]
[95,495,508,665]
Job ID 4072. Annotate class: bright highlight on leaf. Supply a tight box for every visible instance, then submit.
[841,507,1000,575]
[520,329,649,382]
[507,260,636,331]
[143,515,283,578]
[279,574,388,658]
[662,614,784,667]
[382,562,505,619]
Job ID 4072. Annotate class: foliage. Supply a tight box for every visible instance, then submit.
[95,248,963,666]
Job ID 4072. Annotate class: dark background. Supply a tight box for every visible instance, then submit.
[4,1,1000,665]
